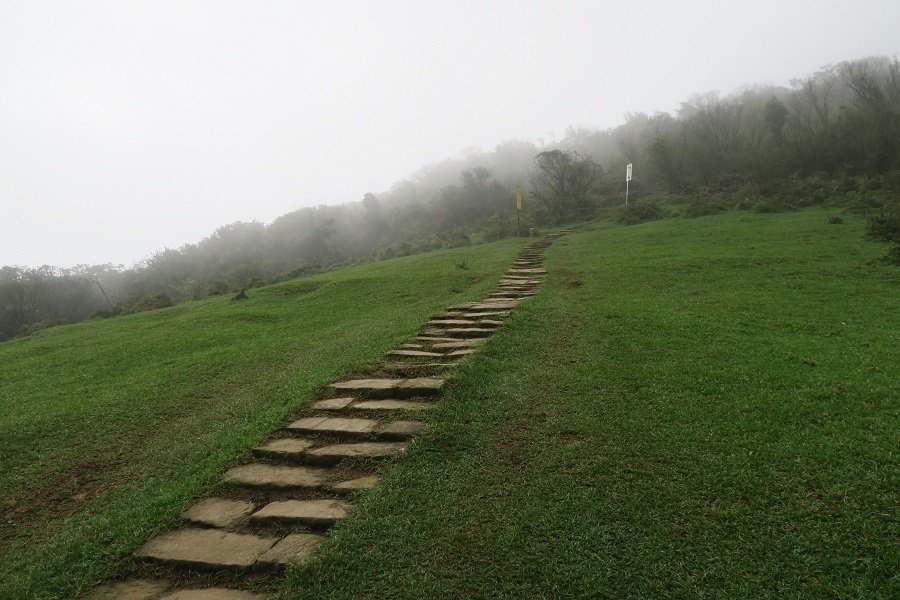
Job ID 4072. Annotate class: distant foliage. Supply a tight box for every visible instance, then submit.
[4,55,900,340]
[616,200,664,225]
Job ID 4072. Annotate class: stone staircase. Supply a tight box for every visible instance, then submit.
[87,230,568,599]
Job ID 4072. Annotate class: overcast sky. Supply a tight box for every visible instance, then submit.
[1,0,898,268]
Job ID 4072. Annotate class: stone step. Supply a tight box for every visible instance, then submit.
[134,528,276,569]
[507,268,546,275]
[161,589,268,599]
[87,579,170,600]
[488,292,533,298]
[223,463,328,489]
[447,348,478,357]
[470,301,521,310]
[182,498,255,529]
[432,339,486,350]
[312,397,355,410]
[258,532,325,568]
[386,349,444,359]
[353,399,435,411]
[426,319,480,327]
[462,311,510,318]
[442,327,494,338]
[329,377,444,398]
[250,499,353,528]
[415,335,459,342]
[286,416,378,437]
[256,439,409,465]
[304,441,408,465]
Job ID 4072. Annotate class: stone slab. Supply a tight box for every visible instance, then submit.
[427,319,479,326]
[447,348,477,357]
[223,464,327,489]
[329,475,379,493]
[378,420,426,440]
[250,499,353,527]
[432,339,485,350]
[470,301,520,310]
[135,528,276,569]
[182,498,254,529]
[286,416,378,436]
[312,397,355,410]
[329,378,402,398]
[443,328,494,338]
[396,377,444,397]
[387,349,444,358]
[159,589,268,600]
[304,442,408,465]
[253,438,316,459]
[354,399,434,411]
[415,335,458,342]
[88,579,169,600]
[258,533,325,567]
[462,311,510,318]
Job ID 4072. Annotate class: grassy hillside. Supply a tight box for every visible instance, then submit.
[0,238,524,599]
[277,209,899,599]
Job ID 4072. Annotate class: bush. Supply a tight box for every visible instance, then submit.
[867,204,900,242]
[685,197,727,218]
[616,200,664,225]
[828,215,844,224]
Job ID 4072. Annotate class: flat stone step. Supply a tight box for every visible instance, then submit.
[354,399,434,411]
[387,349,444,358]
[442,328,494,338]
[507,268,546,274]
[258,533,325,568]
[160,587,268,599]
[470,301,520,310]
[401,343,424,349]
[312,397,355,410]
[427,319,480,326]
[286,417,378,437]
[250,499,354,528]
[88,579,170,600]
[415,335,459,342]
[182,498,255,529]
[252,438,316,458]
[223,463,328,489]
[135,528,276,569]
[432,339,486,350]
[462,311,510,318]
[447,348,478,357]
[304,442,408,465]
[328,377,444,398]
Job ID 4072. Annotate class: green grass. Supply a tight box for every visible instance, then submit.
[277,209,899,599]
[0,238,524,599]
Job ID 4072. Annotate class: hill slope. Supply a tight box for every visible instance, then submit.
[277,209,898,599]
[0,238,524,599]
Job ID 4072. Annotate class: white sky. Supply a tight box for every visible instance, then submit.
[1,0,898,267]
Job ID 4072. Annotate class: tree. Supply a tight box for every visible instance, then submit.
[529,149,602,220]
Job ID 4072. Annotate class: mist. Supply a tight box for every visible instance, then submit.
[2,0,898,268]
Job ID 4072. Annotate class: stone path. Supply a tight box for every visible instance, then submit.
[87,230,569,599]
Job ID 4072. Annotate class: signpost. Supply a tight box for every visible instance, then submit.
[625,163,633,205]
[516,186,522,236]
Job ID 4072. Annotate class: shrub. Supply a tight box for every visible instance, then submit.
[867,204,900,242]
[685,197,727,218]
[828,215,844,224]
[616,200,664,225]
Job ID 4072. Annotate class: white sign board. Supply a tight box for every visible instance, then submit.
[626,163,633,182]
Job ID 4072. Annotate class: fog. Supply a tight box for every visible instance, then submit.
[1,0,899,268]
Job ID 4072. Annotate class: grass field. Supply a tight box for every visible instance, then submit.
[276,209,899,599]
[0,238,523,599]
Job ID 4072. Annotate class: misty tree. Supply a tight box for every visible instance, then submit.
[530,150,602,221]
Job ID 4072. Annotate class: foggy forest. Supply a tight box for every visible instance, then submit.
[2,55,898,341]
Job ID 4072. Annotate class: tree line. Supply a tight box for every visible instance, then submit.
[2,55,898,341]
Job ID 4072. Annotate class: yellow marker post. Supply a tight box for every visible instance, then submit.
[516,187,522,236]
